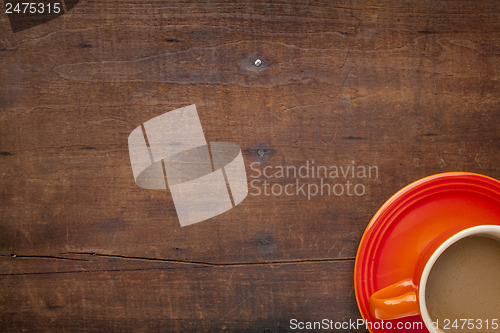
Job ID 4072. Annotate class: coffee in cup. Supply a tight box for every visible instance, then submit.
[425,235,500,333]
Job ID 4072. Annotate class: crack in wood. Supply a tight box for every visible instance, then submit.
[1,252,355,276]
[63,252,356,267]
[1,254,88,261]
[0,267,171,277]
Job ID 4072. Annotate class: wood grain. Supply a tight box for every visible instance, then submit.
[1,0,499,331]
[0,255,359,332]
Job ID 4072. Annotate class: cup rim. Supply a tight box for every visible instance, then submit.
[419,224,500,333]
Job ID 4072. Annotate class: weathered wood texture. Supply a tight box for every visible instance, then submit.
[0,256,358,332]
[1,0,499,331]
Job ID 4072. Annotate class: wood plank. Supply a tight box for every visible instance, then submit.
[0,256,364,332]
[0,0,499,331]
[0,0,498,261]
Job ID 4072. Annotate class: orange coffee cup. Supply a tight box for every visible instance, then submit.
[369,225,500,333]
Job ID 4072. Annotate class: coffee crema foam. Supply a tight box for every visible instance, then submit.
[425,236,500,333]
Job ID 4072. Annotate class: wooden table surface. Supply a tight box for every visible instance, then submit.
[1,1,499,332]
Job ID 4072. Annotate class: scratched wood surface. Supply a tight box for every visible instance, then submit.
[0,0,499,332]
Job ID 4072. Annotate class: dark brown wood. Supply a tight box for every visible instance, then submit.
[0,256,359,332]
[1,0,499,331]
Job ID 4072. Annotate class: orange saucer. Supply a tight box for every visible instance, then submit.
[355,172,500,333]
